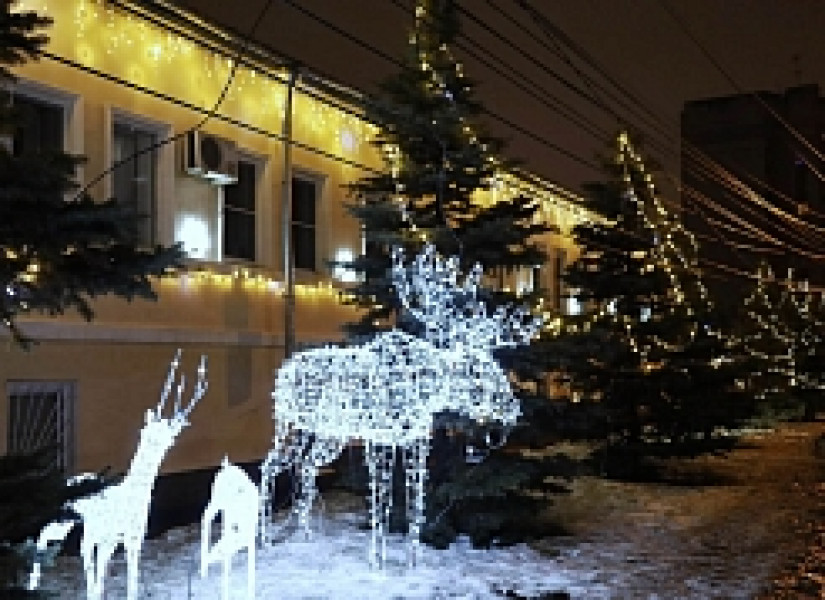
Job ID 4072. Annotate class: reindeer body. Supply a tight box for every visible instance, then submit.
[28,352,207,600]
[201,457,258,600]
[260,245,538,569]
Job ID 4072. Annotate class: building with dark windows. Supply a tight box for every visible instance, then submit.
[681,83,825,304]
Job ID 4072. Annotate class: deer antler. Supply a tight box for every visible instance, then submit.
[179,355,208,421]
[392,244,544,349]
[157,351,207,422]
[157,349,182,417]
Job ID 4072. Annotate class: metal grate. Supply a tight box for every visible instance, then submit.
[7,381,75,474]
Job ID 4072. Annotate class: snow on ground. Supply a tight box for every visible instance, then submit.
[37,423,824,599]
[40,502,600,599]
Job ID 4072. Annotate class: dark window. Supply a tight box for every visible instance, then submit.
[224,160,256,261]
[554,249,566,311]
[794,158,808,203]
[7,381,75,474]
[292,176,317,271]
[113,122,157,246]
[532,264,543,293]
[11,94,63,156]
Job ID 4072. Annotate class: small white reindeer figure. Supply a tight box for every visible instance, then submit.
[201,456,257,600]
[28,350,208,600]
[260,245,543,568]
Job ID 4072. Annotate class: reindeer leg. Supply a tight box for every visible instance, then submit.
[201,503,215,577]
[126,542,140,600]
[247,539,256,600]
[365,443,395,570]
[295,437,343,539]
[259,423,308,544]
[81,537,95,600]
[94,542,111,600]
[405,438,430,568]
[222,554,229,600]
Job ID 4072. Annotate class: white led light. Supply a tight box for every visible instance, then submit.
[332,247,358,283]
[176,214,212,260]
[260,245,543,569]
[201,456,257,600]
[29,351,208,600]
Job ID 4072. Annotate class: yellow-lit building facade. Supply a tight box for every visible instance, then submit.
[0,0,589,485]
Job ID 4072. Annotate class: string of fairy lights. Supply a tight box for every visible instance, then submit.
[741,262,825,401]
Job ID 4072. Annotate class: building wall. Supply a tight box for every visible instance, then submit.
[1,0,588,478]
[681,84,825,297]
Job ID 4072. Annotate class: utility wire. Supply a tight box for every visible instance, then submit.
[73,0,275,203]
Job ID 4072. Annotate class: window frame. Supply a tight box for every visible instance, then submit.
[221,153,261,264]
[291,171,322,273]
[107,109,169,249]
[6,380,76,475]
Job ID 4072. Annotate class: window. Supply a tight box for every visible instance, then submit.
[7,381,75,474]
[113,122,157,245]
[292,176,318,271]
[9,94,63,156]
[223,160,256,261]
[553,249,566,311]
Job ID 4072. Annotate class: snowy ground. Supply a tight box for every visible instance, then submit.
[38,423,825,599]
[40,502,596,599]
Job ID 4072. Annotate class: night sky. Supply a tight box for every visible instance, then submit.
[176,0,825,193]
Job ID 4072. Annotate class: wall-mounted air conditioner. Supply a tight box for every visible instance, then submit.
[182,130,238,185]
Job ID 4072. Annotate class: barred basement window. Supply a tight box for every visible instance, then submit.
[7,381,75,474]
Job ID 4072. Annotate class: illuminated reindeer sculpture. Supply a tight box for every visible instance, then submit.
[260,245,542,568]
[28,351,207,600]
[201,456,258,600]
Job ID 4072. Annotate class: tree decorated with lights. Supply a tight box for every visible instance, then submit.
[557,132,751,468]
[0,1,183,346]
[0,3,181,594]
[344,0,564,547]
[739,264,825,421]
[737,263,799,420]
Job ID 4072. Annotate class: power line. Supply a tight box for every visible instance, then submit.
[73,0,275,202]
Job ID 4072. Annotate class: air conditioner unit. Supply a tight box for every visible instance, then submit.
[183,130,238,185]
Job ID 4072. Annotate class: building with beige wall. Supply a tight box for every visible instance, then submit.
[0,0,589,492]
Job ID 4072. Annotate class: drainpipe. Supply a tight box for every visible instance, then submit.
[282,66,299,360]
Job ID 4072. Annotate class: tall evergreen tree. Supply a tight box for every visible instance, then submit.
[739,264,825,421]
[0,2,174,592]
[0,0,184,346]
[738,263,799,421]
[344,0,568,547]
[556,132,752,472]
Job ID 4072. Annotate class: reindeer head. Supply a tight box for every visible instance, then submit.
[144,350,208,440]
[392,244,544,353]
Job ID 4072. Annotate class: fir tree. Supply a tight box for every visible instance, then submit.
[0,2,172,592]
[557,132,752,474]
[343,0,567,547]
[738,263,800,421]
[739,264,825,422]
[0,0,184,346]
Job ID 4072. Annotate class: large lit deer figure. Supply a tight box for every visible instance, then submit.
[28,351,207,600]
[259,245,542,568]
[201,456,258,600]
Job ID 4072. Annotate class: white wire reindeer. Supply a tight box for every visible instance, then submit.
[201,456,258,600]
[259,244,542,568]
[28,350,208,600]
